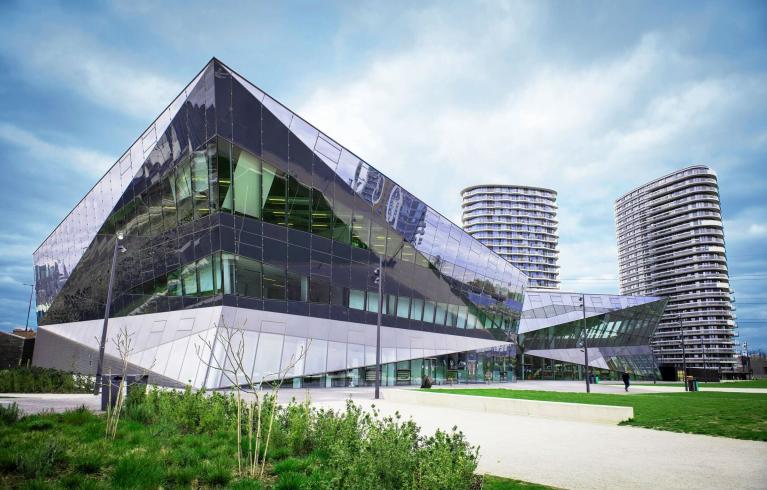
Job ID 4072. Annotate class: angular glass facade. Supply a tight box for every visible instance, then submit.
[32,59,664,388]
[519,291,667,378]
[32,59,528,388]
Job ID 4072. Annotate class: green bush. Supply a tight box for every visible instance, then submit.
[0,402,21,424]
[0,366,93,393]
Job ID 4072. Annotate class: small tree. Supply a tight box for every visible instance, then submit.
[99,325,154,440]
[196,317,308,479]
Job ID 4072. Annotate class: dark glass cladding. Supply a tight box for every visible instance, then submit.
[34,59,527,341]
[520,301,667,351]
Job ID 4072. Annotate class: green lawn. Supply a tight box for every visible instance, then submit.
[483,475,559,489]
[636,379,767,389]
[425,389,767,441]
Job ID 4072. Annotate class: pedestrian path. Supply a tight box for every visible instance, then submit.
[315,397,767,490]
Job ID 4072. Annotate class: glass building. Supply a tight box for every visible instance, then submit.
[519,291,666,379]
[461,185,560,289]
[32,59,662,388]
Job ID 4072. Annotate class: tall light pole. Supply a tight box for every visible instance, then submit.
[94,232,125,395]
[373,254,383,400]
[581,294,590,393]
[23,283,35,331]
[680,316,687,391]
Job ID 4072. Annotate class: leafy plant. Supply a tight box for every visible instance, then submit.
[0,402,21,424]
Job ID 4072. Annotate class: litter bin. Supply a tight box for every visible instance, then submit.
[686,376,698,392]
[588,374,596,384]
[594,375,600,384]
[100,375,123,411]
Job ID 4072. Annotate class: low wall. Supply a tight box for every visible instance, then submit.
[383,389,633,424]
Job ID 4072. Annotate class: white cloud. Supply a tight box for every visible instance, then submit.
[297,6,767,293]
[2,28,181,119]
[0,122,114,177]
[747,224,767,237]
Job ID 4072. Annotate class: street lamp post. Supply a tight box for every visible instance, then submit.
[23,283,35,332]
[581,294,590,393]
[373,254,383,400]
[93,233,125,395]
[680,316,687,391]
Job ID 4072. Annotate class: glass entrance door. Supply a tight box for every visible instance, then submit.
[422,358,437,381]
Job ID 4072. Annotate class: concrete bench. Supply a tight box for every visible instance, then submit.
[383,389,633,424]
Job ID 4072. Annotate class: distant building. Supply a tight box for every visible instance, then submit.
[461,185,560,289]
[0,329,35,369]
[615,165,737,374]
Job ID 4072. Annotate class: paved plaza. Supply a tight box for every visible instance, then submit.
[2,381,766,489]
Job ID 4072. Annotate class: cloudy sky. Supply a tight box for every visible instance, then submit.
[1,0,765,349]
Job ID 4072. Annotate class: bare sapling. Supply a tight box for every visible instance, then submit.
[196,316,308,480]
[104,324,131,440]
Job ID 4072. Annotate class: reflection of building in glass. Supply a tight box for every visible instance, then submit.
[520,291,666,378]
[385,185,427,245]
[461,185,560,289]
[32,59,661,387]
[352,161,385,205]
[615,166,737,374]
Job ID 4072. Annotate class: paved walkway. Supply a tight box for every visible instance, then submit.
[0,393,100,413]
[314,396,767,490]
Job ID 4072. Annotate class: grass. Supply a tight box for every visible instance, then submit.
[425,388,767,441]
[483,474,559,489]
[0,407,267,489]
[635,379,767,389]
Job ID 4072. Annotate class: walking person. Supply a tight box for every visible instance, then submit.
[622,371,631,392]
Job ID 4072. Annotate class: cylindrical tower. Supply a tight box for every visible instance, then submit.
[461,185,559,289]
[615,165,737,372]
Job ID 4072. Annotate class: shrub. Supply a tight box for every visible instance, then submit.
[0,366,93,393]
[0,402,21,424]
[416,428,479,489]
[281,401,313,456]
